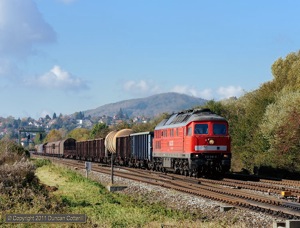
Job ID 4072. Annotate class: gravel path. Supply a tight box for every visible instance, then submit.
[77,168,280,228]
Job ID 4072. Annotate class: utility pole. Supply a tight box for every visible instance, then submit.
[111,152,114,184]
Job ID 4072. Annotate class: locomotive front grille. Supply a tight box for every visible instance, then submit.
[194,145,227,151]
[203,154,220,159]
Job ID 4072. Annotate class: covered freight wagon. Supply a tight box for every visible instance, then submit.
[35,143,47,154]
[45,138,76,158]
[62,138,76,158]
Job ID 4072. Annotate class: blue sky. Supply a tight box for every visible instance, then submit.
[1,0,299,119]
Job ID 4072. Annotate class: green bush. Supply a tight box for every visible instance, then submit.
[0,139,65,227]
[33,159,52,168]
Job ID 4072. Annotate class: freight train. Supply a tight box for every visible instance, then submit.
[35,108,231,177]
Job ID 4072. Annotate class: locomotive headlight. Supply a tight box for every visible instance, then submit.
[208,139,214,145]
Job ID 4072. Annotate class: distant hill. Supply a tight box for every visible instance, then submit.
[84,92,207,118]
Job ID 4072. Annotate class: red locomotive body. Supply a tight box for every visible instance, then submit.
[153,109,231,177]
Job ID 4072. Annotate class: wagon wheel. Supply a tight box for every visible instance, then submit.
[184,170,189,177]
[180,168,184,175]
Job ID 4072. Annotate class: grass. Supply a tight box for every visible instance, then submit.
[35,163,203,227]
[1,158,244,227]
[0,159,64,228]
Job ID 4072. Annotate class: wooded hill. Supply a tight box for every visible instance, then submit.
[84,92,207,118]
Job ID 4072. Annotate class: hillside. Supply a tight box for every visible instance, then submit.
[84,92,207,118]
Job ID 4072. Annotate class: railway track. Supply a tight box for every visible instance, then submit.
[200,178,300,196]
[33,155,300,220]
[260,178,300,188]
[225,173,300,188]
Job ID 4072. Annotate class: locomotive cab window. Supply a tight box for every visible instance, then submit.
[194,124,208,134]
[213,123,227,135]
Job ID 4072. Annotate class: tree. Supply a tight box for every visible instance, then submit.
[271,51,300,92]
[223,88,275,172]
[197,100,226,116]
[44,130,62,142]
[34,132,47,145]
[53,113,57,119]
[90,123,109,139]
[260,91,300,172]
[68,128,90,141]
[74,111,84,119]
[222,50,300,173]
[131,122,153,133]
[112,121,132,131]
[115,108,129,120]
[0,138,29,159]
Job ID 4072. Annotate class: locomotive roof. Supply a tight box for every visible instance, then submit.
[155,108,227,129]
[130,131,153,136]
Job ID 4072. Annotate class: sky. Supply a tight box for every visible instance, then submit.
[1,0,300,119]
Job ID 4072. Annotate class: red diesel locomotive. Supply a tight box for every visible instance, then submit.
[152,109,231,177]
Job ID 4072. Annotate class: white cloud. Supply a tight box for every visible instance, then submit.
[29,65,88,91]
[0,0,56,78]
[39,110,53,119]
[217,86,244,99]
[198,89,214,100]
[123,80,244,101]
[171,85,202,97]
[123,80,161,96]
[0,0,56,58]
[171,84,244,100]
[171,85,213,100]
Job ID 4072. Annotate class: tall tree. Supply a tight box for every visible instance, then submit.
[44,130,62,142]
[74,111,84,119]
[34,133,47,145]
[90,123,109,139]
[271,51,300,92]
[260,91,300,172]
[68,128,90,141]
